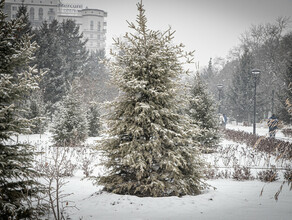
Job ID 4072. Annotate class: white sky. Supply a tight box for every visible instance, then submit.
[62,0,292,67]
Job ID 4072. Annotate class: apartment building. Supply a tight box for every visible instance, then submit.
[3,0,107,51]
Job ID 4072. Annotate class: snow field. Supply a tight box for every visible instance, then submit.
[12,126,292,220]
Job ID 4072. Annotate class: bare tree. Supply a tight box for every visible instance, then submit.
[36,145,77,220]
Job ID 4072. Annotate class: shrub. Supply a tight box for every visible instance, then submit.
[232,166,254,181]
[282,128,292,137]
[257,168,279,182]
[284,168,292,182]
[52,86,88,147]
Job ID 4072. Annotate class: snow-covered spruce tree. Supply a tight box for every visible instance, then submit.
[96,2,207,197]
[287,83,292,116]
[14,4,47,134]
[187,72,220,150]
[87,102,101,137]
[52,79,88,146]
[0,1,46,218]
[15,3,32,39]
[25,91,47,134]
[32,19,88,116]
[33,20,66,106]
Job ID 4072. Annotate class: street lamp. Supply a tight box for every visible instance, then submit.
[271,89,275,114]
[217,84,223,113]
[251,69,261,135]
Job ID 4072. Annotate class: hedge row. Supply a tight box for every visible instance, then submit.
[282,128,292,137]
[223,129,292,159]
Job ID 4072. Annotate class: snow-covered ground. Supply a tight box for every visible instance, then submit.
[63,176,292,219]
[65,178,292,220]
[15,125,292,220]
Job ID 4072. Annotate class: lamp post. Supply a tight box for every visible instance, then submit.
[217,84,223,113]
[251,69,261,135]
[272,89,275,114]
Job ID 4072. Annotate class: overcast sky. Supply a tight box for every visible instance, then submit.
[63,0,292,67]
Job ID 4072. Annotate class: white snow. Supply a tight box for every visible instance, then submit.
[15,124,292,220]
[64,179,292,220]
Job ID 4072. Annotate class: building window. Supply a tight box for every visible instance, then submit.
[29,7,35,20]
[90,34,93,38]
[90,20,94,30]
[39,8,43,20]
[98,21,101,31]
[12,6,17,11]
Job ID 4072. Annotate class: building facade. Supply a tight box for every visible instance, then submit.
[3,0,107,51]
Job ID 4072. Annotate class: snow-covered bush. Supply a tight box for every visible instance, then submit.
[224,129,292,159]
[81,157,94,177]
[87,102,101,137]
[284,168,292,182]
[282,128,292,137]
[257,167,279,182]
[204,168,232,179]
[232,166,254,181]
[25,91,48,134]
[35,145,77,219]
[52,80,88,147]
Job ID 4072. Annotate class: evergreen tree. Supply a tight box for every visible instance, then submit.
[206,58,214,78]
[0,1,45,218]
[201,58,214,87]
[228,47,255,123]
[87,102,101,137]
[33,19,88,112]
[25,91,47,134]
[187,72,220,150]
[15,3,32,39]
[52,79,88,146]
[277,32,292,123]
[59,19,88,90]
[96,2,207,197]
[86,49,106,77]
[14,4,47,133]
[286,83,292,116]
[33,20,65,106]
